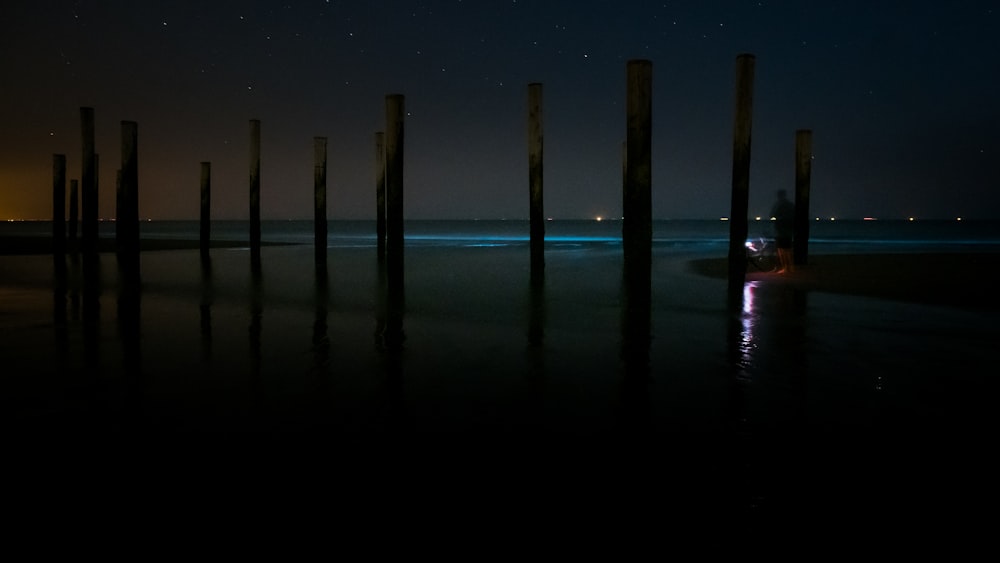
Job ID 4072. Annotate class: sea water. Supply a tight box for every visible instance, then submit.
[2,219,998,515]
[5,217,1000,251]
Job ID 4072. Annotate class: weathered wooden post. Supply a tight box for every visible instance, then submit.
[249,119,262,271]
[793,129,812,266]
[200,162,211,259]
[314,136,328,265]
[68,179,79,243]
[727,54,755,298]
[623,60,652,274]
[384,95,405,348]
[622,60,653,373]
[621,141,626,191]
[528,82,545,275]
[118,120,139,261]
[80,107,97,254]
[53,155,66,255]
[82,149,102,359]
[375,131,386,256]
[114,170,122,249]
[92,155,100,242]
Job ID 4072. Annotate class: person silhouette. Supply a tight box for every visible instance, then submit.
[770,189,795,273]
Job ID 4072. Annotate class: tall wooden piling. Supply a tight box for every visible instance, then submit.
[200,162,211,259]
[115,170,122,249]
[68,179,79,242]
[249,119,261,270]
[623,60,653,272]
[314,137,328,264]
[118,120,139,260]
[528,83,545,274]
[385,96,405,266]
[116,128,143,388]
[375,131,386,255]
[727,54,755,297]
[622,61,653,374]
[80,107,97,253]
[53,155,66,255]
[384,95,405,347]
[793,129,812,266]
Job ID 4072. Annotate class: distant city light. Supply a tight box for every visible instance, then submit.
[754,216,761,221]
[720,217,729,221]
[863,217,876,221]
[595,216,602,222]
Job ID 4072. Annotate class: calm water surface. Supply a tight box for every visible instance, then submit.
[2,219,997,518]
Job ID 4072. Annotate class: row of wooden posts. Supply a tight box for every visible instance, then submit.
[50,55,812,296]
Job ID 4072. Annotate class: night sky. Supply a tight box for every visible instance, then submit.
[2,0,998,221]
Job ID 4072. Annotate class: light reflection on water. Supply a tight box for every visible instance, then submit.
[737,280,760,379]
[3,224,999,516]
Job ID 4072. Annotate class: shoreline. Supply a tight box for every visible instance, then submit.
[4,234,998,312]
[688,252,1000,311]
[0,236,298,255]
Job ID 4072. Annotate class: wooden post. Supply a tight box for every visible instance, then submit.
[119,121,139,260]
[249,119,261,270]
[80,107,97,254]
[384,94,405,347]
[793,129,812,266]
[727,54,755,297]
[314,136,328,265]
[93,154,99,235]
[385,96,404,265]
[53,155,66,255]
[200,162,211,259]
[115,169,122,248]
[623,60,652,273]
[528,82,545,275]
[68,179,79,242]
[622,61,653,375]
[375,131,386,256]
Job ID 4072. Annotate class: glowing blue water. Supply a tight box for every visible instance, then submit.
[3,218,999,253]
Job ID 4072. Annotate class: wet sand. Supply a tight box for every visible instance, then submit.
[689,252,1000,311]
[8,234,998,311]
[2,238,997,523]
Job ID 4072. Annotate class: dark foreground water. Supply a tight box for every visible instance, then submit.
[2,220,998,525]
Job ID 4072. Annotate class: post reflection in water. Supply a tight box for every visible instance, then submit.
[199,255,213,362]
[526,268,546,374]
[374,249,407,435]
[68,252,81,322]
[53,254,69,356]
[312,262,330,377]
[375,244,406,354]
[116,253,142,415]
[384,255,405,352]
[248,263,263,418]
[374,252,387,348]
[51,254,73,393]
[618,258,652,433]
[81,252,101,371]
